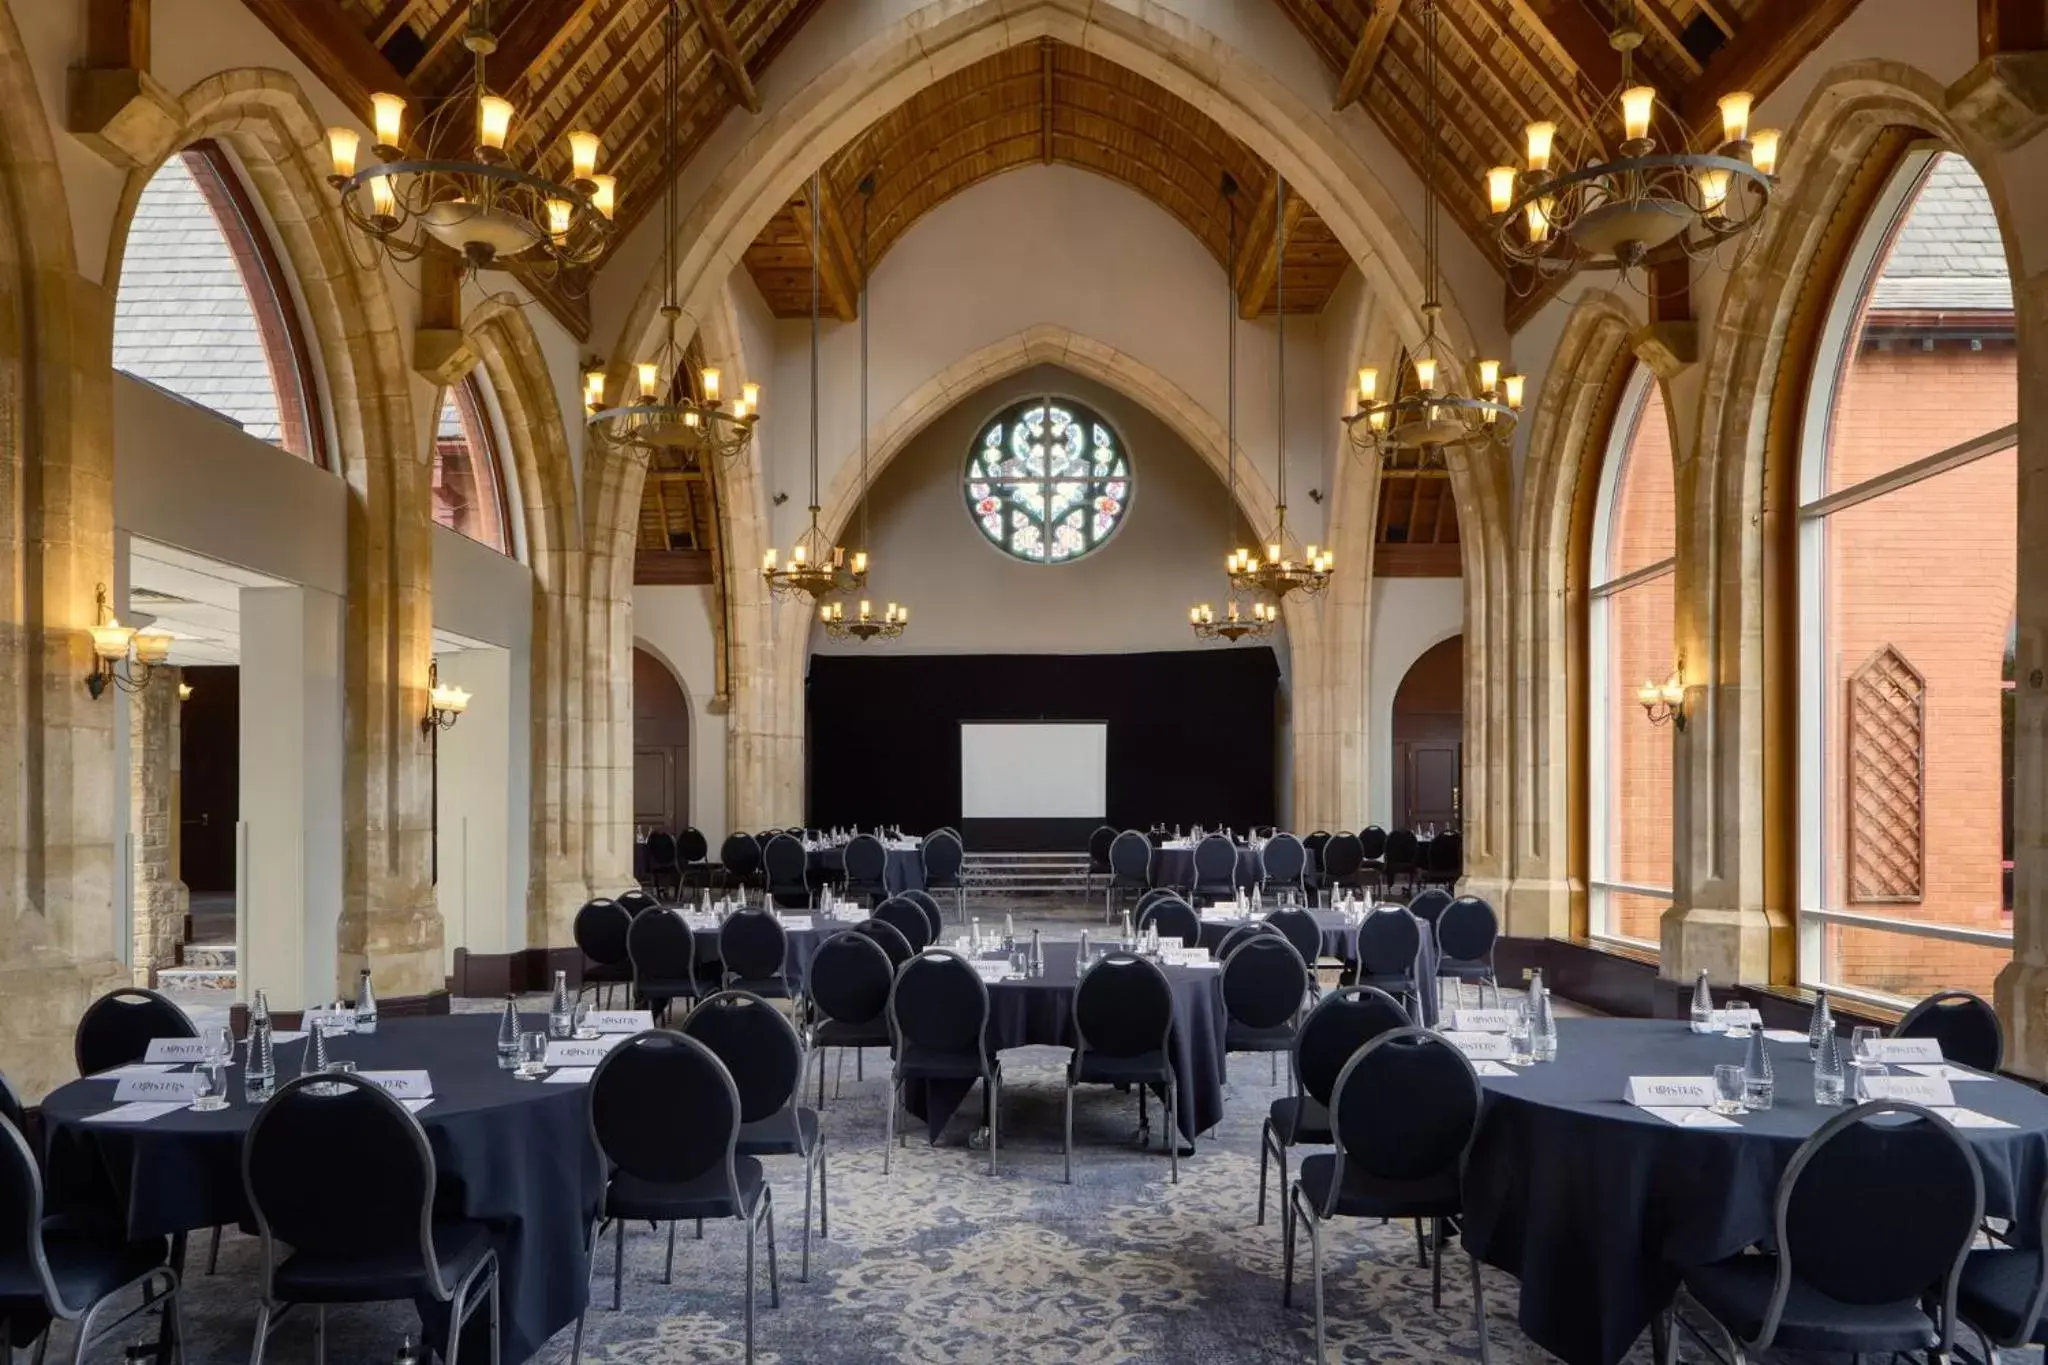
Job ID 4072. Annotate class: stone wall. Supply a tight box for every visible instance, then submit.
[128,668,185,980]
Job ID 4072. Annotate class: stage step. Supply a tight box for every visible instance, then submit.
[962,851,1095,898]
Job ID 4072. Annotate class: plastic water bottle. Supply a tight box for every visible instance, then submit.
[1530,971,1557,1062]
[245,989,275,1102]
[549,971,573,1039]
[1120,908,1135,948]
[1813,1025,1846,1106]
[1004,913,1016,950]
[1029,928,1044,977]
[303,1019,330,1079]
[1689,970,1714,1034]
[1078,929,1091,967]
[1742,1023,1775,1110]
[496,995,521,1070]
[1807,988,1834,1060]
[353,968,378,1036]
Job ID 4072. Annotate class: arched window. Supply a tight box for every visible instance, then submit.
[1589,366,1676,948]
[432,375,510,553]
[113,142,322,463]
[964,398,1131,562]
[1797,150,2016,1004]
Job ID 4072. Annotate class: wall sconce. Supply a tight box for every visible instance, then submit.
[421,659,471,736]
[84,583,172,699]
[1637,666,1687,730]
[177,682,193,702]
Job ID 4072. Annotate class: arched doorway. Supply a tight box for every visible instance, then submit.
[633,647,691,833]
[1392,636,1463,832]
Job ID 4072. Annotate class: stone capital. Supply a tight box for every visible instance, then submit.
[1947,53,2048,151]
[65,67,183,170]
[1630,321,1699,379]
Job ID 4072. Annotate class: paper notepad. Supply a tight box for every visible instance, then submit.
[1760,1029,1808,1044]
[544,1067,595,1084]
[1902,1063,1993,1082]
[400,1098,434,1114]
[82,1102,185,1125]
[1644,1107,1742,1129]
[1860,1074,1958,1106]
[780,915,815,931]
[1931,1107,2017,1130]
[91,1063,179,1079]
[1471,1061,1515,1078]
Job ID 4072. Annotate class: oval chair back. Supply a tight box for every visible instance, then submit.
[1262,833,1307,890]
[73,988,196,1077]
[717,910,789,985]
[720,832,763,883]
[0,1071,23,1138]
[678,827,709,865]
[1192,834,1239,895]
[1383,828,1420,874]
[1108,830,1152,886]
[1294,986,1412,1108]
[626,908,697,1014]
[616,889,659,917]
[1893,991,2004,1074]
[1321,833,1364,885]
[901,889,944,944]
[1356,907,1423,978]
[0,1114,67,1313]
[842,833,887,887]
[1087,825,1117,873]
[588,1031,744,1199]
[1215,921,1284,960]
[887,949,991,1059]
[762,834,811,907]
[806,932,894,1028]
[920,830,965,888]
[572,898,632,967]
[1221,936,1310,1032]
[1430,831,1464,882]
[1323,1029,1482,1206]
[683,991,804,1124]
[875,896,932,953]
[1358,826,1388,862]
[1073,954,1175,1060]
[1133,887,1183,922]
[852,918,914,973]
[1436,897,1499,965]
[1137,895,1200,948]
[1264,908,1323,968]
[644,830,679,875]
[1406,888,1452,927]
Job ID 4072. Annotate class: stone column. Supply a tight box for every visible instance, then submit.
[129,665,184,980]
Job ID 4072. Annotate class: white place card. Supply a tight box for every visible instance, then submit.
[971,963,1014,983]
[545,1037,626,1067]
[1625,1076,1716,1108]
[1645,1107,1742,1129]
[1449,1009,1520,1034]
[300,1008,356,1034]
[1932,1106,2018,1130]
[585,1010,654,1034]
[1875,1037,1944,1064]
[1198,909,1239,924]
[400,1098,434,1114]
[113,1073,205,1104]
[82,1101,186,1125]
[1901,1063,1992,1082]
[1471,1060,1515,1077]
[1709,1008,1763,1031]
[779,915,814,931]
[1761,1029,1809,1044]
[1176,960,1220,971]
[1161,947,1206,966]
[1861,1074,1957,1106]
[359,1070,432,1100]
[1442,1031,1512,1060]
[92,1062,179,1079]
[544,1067,596,1084]
[142,1038,213,1064]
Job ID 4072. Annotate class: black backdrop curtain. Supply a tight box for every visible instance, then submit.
[805,649,1281,834]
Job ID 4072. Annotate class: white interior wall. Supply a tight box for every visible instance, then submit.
[1367,577,1464,826]
[630,588,729,841]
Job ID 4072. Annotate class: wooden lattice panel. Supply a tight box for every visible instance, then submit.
[1846,644,1925,904]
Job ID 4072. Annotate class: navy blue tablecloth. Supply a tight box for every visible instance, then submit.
[1150,844,1261,890]
[1196,910,1442,1025]
[808,846,925,892]
[1461,1017,2048,1365]
[40,1015,601,1363]
[689,919,843,991]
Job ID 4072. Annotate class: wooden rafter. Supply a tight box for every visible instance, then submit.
[1475,0,1589,129]
[488,0,604,92]
[1336,0,1403,110]
[239,0,416,126]
[519,0,649,149]
[1232,172,1307,318]
[85,0,150,68]
[524,0,669,163]
[1979,0,2048,54]
[1435,0,1545,125]
[1388,15,1521,161]
[369,0,431,50]
[1691,0,1738,39]
[687,0,762,115]
[1372,51,1493,229]
[1680,0,1863,132]
[1503,0,1622,98]
[790,180,859,322]
[602,48,717,183]
[1627,0,1704,77]
[411,1,475,84]
[1041,37,1056,163]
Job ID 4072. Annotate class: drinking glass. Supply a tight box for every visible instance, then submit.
[1850,1025,1887,1100]
[572,1001,598,1041]
[190,1058,229,1112]
[1506,1006,1534,1066]
[1438,976,1464,1020]
[1711,1064,1747,1117]
[515,1031,548,1079]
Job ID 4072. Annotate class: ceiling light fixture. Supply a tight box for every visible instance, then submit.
[824,174,905,642]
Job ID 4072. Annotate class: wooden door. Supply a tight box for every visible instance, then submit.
[1391,636,1464,831]
[632,648,690,832]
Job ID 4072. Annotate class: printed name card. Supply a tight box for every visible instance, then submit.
[1624,1076,1716,1108]
[1199,909,1239,923]
[544,1037,626,1067]
[1709,1008,1763,1031]
[142,1039,213,1063]
[1860,1074,1957,1106]
[113,1073,206,1104]
[301,1007,356,1034]
[779,915,814,931]
[1875,1037,1944,1063]
[1448,1009,1520,1034]
[1161,947,1207,966]
[971,962,1014,983]
[1441,1031,1512,1060]
[358,1070,432,1100]
[585,1010,654,1034]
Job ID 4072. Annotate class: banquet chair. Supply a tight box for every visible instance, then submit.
[1085,825,1117,899]
[1661,1101,1980,1365]
[762,835,812,910]
[627,907,698,1024]
[1066,953,1180,1184]
[616,889,659,918]
[718,911,791,1000]
[851,918,914,975]
[920,829,967,922]
[571,899,634,1010]
[677,827,713,892]
[0,1070,23,1137]
[1191,834,1239,903]
[1405,887,1452,928]
[1133,887,1183,924]
[1215,921,1284,961]
[244,1073,499,1365]
[1260,833,1308,901]
[1425,831,1463,890]
[900,890,945,946]
[1259,987,1410,1229]
[1301,831,1332,901]
[1382,829,1421,898]
[1358,826,1390,890]
[885,949,1001,1177]
[1137,895,1201,949]
[576,1031,776,1361]
[1892,990,2004,1073]
[1352,908,1423,1018]
[72,988,196,1077]
[1285,1029,1488,1362]
[1318,833,1368,905]
[1264,908,1325,982]
[803,932,895,1107]
[1221,935,1310,1086]
[719,832,764,892]
[875,896,933,954]
[0,1114,186,1365]
[1435,897,1501,1010]
[1105,830,1153,925]
[1955,1164,2048,1357]
[684,993,827,1281]
[642,831,681,900]
[841,835,890,908]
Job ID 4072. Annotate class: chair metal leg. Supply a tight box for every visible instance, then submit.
[801,1146,815,1282]
[1414,1217,1430,1268]
[1166,1079,1179,1184]
[312,1306,325,1365]
[817,1046,827,1110]
[1308,1206,1327,1362]
[764,1190,780,1308]
[1281,1185,1298,1307]
[1270,1052,1278,1085]
[884,1077,896,1175]
[246,1303,271,1365]
[743,1209,757,1365]
[1063,1078,1075,1184]
[820,1144,831,1241]
[164,1275,190,1365]
[1257,1120,1272,1226]
[1432,1216,1445,1308]
[612,1217,625,1311]
[664,1221,676,1285]
[987,1070,1000,1177]
[696,1219,703,1239]
[488,1266,501,1365]
[206,1226,221,1276]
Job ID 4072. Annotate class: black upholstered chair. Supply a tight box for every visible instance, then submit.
[1664,1102,1981,1365]
[1260,833,1308,900]
[571,898,634,1010]
[0,1114,184,1365]
[677,827,713,891]
[718,911,790,1000]
[840,834,889,908]
[1259,986,1410,1228]
[627,907,698,1024]
[1215,920,1284,961]
[1066,954,1181,1183]
[1425,830,1463,889]
[1406,887,1453,928]
[684,992,827,1281]
[1285,1029,1488,1361]
[1435,897,1501,1010]
[719,832,764,891]
[616,889,660,918]
[1353,907,1423,1017]
[885,949,1000,1176]
[244,1073,499,1365]
[0,1070,22,1137]
[1957,1163,2048,1356]
[900,890,945,946]
[1264,907,1324,978]
[920,830,966,922]
[1382,829,1421,897]
[1085,825,1117,898]
[803,931,895,1107]
[1136,894,1200,948]
[576,1031,775,1360]
[1190,834,1239,903]
[72,989,196,1078]
[1301,831,1332,900]
[1319,833,1367,904]
[851,918,914,974]
[1105,830,1152,924]
[1221,934,1310,1085]
[642,831,680,900]
[1893,990,2004,1073]
[762,835,812,911]
[875,896,933,954]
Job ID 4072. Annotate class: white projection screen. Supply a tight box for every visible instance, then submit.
[959,722,1107,819]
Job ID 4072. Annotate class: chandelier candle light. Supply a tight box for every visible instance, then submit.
[326,0,614,277]
[586,1,759,464]
[83,583,172,699]
[1193,174,1275,642]
[1483,0,1777,286]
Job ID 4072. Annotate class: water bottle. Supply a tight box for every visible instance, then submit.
[1689,969,1714,1034]
[497,995,521,1069]
[353,968,378,1036]
[303,1018,330,1079]
[1029,928,1043,977]
[1742,1023,1775,1110]
[1120,908,1135,948]
[245,990,275,1102]
[549,970,573,1039]
[1078,929,1091,968]
[1004,913,1016,950]
[1813,1024,1846,1106]
[394,1335,420,1365]
[1530,971,1557,1062]
[1807,988,1834,1060]
[971,917,983,953]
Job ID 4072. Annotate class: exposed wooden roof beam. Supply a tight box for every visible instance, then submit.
[1041,37,1056,163]
[1372,54,1494,231]
[239,0,416,126]
[1980,0,2048,54]
[522,0,645,139]
[411,2,475,85]
[488,0,604,91]
[600,48,717,183]
[369,0,429,51]
[1630,1,1704,77]
[1692,0,1738,38]
[1679,0,1861,132]
[1435,0,1545,125]
[1336,0,1403,110]
[686,0,762,115]
[790,181,859,322]
[1233,173,1308,318]
[1503,0,1622,96]
[85,0,149,68]
[1472,0,1590,134]
[1386,14,1522,160]
[524,0,668,162]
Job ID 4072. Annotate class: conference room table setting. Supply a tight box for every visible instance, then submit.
[805,838,927,892]
[1194,902,1443,1025]
[1150,839,1263,891]
[38,1013,605,1363]
[1456,1015,2048,1365]
[675,901,865,991]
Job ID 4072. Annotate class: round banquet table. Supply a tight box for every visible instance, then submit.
[1195,909,1442,1025]
[1149,842,1262,891]
[1461,1017,2048,1365]
[687,916,842,991]
[807,845,926,892]
[905,942,1228,1145]
[40,1015,602,1363]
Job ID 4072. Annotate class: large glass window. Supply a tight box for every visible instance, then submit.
[113,143,321,462]
[1589,367,1676,947]
[1798,150,2016,1005]
[964,398,1131,563]
[432,376,509,553]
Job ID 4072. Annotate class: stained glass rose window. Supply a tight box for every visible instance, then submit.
[964,398,1130,563]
